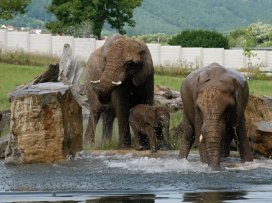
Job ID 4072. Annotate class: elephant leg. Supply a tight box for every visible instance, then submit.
[117,109,131,149]
[178,113,195,159]
[146,125,157,153]
[84,111,100,146]
[156,128,169,150]
[102,111,115,142]
[221,127,235,158]
[130,124,144,150]
[236,114,253,162]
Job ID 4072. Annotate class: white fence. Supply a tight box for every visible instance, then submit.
[0,29,271,69]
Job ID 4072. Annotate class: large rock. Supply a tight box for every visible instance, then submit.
[249,121,272,157]
[0,134,9,158]
[245,94,272,136]
[5,82,83,164]
[154,85,183,112]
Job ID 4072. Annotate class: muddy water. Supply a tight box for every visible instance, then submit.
[1,152,272,202]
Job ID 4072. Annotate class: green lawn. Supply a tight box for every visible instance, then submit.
[0,63,46,110]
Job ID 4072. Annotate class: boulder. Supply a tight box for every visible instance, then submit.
[0,134,9,158]
[154,85,183,112]
[260,95,272,110]
[5,82,83,164]
[245,94,272,136]
[249,121,272,157]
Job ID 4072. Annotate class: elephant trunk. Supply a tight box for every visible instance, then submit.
[202,119,225,170]
[95,65,124,104]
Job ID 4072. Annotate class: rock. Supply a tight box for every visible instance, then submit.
[0,134,9,158]
[249,121,272,157]
[154,85,182,112]
[5,82,83,164]
[7,64,60,102]
[260,95,272,110]
[245,94,272,136]
[0,110,11,136]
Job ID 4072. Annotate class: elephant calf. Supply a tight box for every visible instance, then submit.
[129,104,170,152]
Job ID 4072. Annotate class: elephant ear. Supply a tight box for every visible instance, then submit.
[133,43,154,86]
[144,107,158,127]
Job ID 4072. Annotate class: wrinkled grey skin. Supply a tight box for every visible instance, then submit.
[129,104,170,153]
[84,34,154,149]
[178,63,253,170]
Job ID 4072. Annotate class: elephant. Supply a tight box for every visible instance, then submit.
[84,34,154,149]
[178,63,253,170]
[129,104,170,152]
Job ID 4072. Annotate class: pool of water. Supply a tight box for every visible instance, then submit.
[1,152,272,202]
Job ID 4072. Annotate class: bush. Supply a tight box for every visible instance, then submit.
[168,29,230,49]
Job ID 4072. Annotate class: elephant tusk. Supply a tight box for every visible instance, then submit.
[91,80,100,84]
[199,134,203,143]
[112,81,122,85]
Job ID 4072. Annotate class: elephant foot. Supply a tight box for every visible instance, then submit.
[150,149,157,153]
[161,144,170,151]
[135,144,144,151]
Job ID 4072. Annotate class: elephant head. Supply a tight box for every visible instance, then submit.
[194,68,239,170]
[91,34,153,104]
[145,106,170,146]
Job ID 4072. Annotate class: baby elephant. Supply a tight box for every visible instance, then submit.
[129,104,170,152]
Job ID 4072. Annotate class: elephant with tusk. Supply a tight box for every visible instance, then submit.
[84,34,154,149]
[178,63,253,170]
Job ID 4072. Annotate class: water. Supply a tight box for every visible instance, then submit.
[1,152,272,202]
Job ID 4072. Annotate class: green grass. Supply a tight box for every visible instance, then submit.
[0,63,46,110]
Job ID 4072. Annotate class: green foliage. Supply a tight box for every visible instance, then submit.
[0,0,31,20]
[130,33,170,44]
[46,0,143,39]
[228,22,272,48]
[168,30,230,49]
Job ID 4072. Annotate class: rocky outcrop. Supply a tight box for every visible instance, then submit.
[249,121,272,157]
[245,94,272,136]
[154,85,183,112]
[5,83,83,164]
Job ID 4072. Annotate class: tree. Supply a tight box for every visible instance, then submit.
[168,29,230,49]
[46,0,143,39]
[0,0,31,20]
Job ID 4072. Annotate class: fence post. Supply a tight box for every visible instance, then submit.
[222,48,225,66]
[49,34,52,54]
[158,44,161,65]
[243,53,246,68]
[265,50,268,66]
[27,31,30,52]
[200,47,203,67]
[4,29,7,50]
[179,46,182,62]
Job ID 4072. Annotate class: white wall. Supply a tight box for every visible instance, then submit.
[30,34,51,53]
[161,46,181,66]
[7,32,28,51]
[1,30,272,69]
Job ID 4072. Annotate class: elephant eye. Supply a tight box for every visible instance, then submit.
[104,57,107,62]
[127,61,134,68]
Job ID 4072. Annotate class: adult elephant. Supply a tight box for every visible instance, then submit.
[178,63,253,170]
[84,34,154,149]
